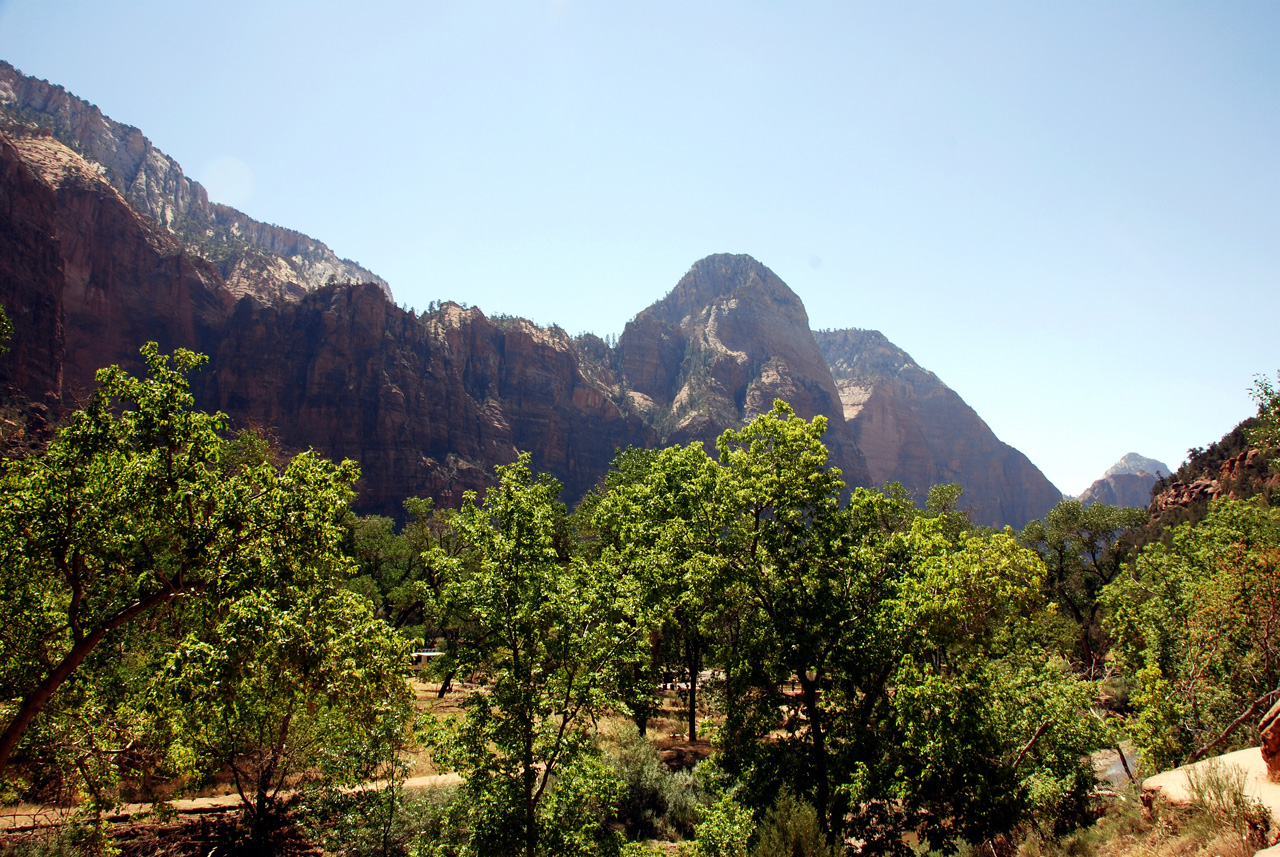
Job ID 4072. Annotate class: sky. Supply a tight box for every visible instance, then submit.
[1,1,1277,496]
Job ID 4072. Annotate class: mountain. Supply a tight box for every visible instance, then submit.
[0,64,1063,526]
[814,328,1061,528]
[0,61,388,305]
[1076,453,1169,509]
[614,254,871,488]
[0,125,655,514]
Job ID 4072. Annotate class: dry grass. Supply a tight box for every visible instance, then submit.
[1014,788,1270,857]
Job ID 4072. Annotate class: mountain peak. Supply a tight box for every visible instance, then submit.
[649,253,803,327]
[1104,453,1169,479]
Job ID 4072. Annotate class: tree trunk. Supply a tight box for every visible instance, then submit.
[524,721,538,857]
[799,673,830,836]
[685,637,702,743]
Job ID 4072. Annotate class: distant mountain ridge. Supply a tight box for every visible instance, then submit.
[1077,453,1169,509]
[0,60,389,304]
[0,63,1063,527]
[1104,453,1169,480]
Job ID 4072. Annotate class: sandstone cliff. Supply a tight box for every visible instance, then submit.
[814,328,1061,528]
[0,126,655,514]
[615,254,872,488]
[6,131,232,394]
[197,288,657,514]
[0,131,63,407]
[0,61,388,304]
[0,66,1069,527]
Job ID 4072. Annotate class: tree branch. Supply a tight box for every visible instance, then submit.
[1185,688,1280,766]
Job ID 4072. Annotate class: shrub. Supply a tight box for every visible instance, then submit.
[754,788,836,857]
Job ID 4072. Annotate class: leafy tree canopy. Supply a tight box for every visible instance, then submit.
[0,344,390,810]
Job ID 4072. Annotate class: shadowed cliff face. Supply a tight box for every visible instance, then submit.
[0,132,63,405]
[197,289,657,513]
[618,254,872,488]
[7,134,233,395]
[0,129,657,514]
[815,328,1061,529]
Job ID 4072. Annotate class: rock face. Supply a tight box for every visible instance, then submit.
[814,328,1061,529]
[0,126,656,515]
[0,131,64,405]
[7,132,232,395]
[1078,453,1170,509]
[1150,447,1279,516]
[616,254,872,487]
[0,61,388,304]
[0,65,1068,527]
[198,288,657,513]
[1261,698,1280,782]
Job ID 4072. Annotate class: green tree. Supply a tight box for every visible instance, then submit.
[1248,372,1280,461]
[1020,499,1147,672]
[1103,497,1280,770]
[156,585,414,847]
[591,443,723,740]
[598,402,1103,852]
[864,518,1102,850]
[433,453,641,857]
[0,344,361,791]
[709,400,853,836]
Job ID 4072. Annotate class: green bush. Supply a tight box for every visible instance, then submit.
[754,788,836,857]
[691,795,753,857]
[303,781,459,857]
[603,723,703,841]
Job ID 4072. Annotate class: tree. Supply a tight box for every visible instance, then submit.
[593,402,1102,853]
[708,401,853,836]
[1248,372,1280,461]
[345,497,464,664]
[433,454,642,857]
[0,344,361,790]
[1020,500,1147,672]
[156,585,413,847]
[590,443,723,740]
[1103,497,1280,770]
[861,517,1101,852]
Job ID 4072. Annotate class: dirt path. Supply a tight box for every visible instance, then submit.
[0,772,462,833]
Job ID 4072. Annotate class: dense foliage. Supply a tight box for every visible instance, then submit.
[6,343,1280,857]
[0,345,413,846]
[1103,498,1280,770]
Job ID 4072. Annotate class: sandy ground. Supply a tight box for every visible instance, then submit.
[0,772,462,832]
[1142,746,1280,818]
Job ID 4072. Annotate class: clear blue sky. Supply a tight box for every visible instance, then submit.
[2,1,1277,496]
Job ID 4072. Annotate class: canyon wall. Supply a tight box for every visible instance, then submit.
[0,60,1066,526]
[0,61,388,305]
[816,328,1061,528]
